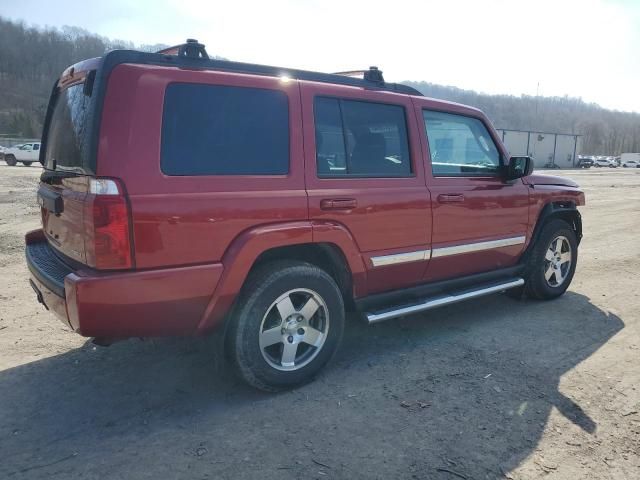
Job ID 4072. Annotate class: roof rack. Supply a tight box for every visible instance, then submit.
[149,40,421,96]
[334,66,385,84]
[156,39,209,59]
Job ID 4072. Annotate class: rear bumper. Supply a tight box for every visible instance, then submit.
[25,230,224,337]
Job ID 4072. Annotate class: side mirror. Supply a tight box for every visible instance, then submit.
[505,156,533,180]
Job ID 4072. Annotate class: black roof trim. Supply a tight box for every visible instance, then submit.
[99,49,423,96]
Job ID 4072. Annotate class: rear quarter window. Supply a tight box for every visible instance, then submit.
[161,83,289,176]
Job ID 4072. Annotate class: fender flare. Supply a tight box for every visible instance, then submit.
[311,220,368,297]
[195,220,367,334]
[523,201,582,263]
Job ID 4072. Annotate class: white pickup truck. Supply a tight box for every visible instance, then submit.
[3,142,41,166]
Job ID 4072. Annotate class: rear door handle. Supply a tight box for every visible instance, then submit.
[320,198,358,210]
[437,194,465,203]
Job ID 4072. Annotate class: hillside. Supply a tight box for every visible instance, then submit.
[1,16,639,154]
[403,81,640,155]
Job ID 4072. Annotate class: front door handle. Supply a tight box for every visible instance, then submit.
[320,198,358,210]
[437,194,465,203]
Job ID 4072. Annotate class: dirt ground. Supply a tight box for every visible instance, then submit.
[0,164,638,480]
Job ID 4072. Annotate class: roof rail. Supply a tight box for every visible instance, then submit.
[156,39,209,59]
[147,40,421,96]
[156,38,209,60]
[334,66,385,84]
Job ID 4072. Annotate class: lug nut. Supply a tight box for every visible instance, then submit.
[287,335,294,343]
[297,328,305,335]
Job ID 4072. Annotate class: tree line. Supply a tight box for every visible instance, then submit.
[1,16,639,154]
[403,82,640,155]
[0,17,167,138]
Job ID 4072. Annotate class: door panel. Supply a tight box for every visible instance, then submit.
[426,179,529,280]
[414,99,530,281]
[301,82,432,295]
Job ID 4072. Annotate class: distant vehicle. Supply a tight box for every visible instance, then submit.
[594,157,616,168]
[622,159,640,168]
[576,157,593,168]
[3,142,40,166]
[620,153,640,166]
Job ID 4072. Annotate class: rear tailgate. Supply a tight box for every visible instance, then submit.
[38,176,89,264]
[38,58,101,266]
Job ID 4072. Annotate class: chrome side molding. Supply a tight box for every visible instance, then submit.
[370,235,526,267]
[366,278,525,324]
[370,249,430,267]
[431,236,526,258]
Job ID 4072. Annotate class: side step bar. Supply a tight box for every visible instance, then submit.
[365,278,524,324]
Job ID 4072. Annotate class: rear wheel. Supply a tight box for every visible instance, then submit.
[228,261,345,391]
[5,155,16,166]
[22,161,32,166]
[520,219,578,300]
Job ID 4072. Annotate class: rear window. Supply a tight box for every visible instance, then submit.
[161,83,289,176]
[44,84,93,171]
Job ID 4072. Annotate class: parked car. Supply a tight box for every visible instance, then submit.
[594,157,616,168]
[620,153,640,167]
[26,41,585,391]
[3,142,41,166]
[622,159,640,168]
[576,157,593,168]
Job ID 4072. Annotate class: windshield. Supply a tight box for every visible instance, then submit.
[44,83,93,172]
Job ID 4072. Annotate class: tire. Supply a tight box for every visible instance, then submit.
[22,161,32,166]
[228,260,345,392]
[5,155,17,166]
[520,219,578,300]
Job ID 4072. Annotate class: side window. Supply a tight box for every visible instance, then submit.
[315,98,347,175]
[161,83,289,175]
[33,144,40,151]
[314,97,411,177]
[423,110,500,176]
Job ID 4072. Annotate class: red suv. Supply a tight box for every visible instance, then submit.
[26,41,585,391]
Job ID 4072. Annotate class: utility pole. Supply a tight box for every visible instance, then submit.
[535,82,540,128]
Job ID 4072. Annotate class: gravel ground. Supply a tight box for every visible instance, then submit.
[0,164,638,480]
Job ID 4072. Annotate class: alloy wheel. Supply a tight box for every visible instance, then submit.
[259,288,329,371]
[544,235,572,287]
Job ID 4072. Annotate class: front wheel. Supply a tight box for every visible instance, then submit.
[228,261,345,391]
[521,219,578,300]
[5,155,17,166]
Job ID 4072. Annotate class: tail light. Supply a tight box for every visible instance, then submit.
[84,178,133,270]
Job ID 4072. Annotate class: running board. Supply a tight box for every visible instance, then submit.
[365,278,525,324]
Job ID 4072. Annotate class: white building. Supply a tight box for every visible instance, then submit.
[496,129,582,168]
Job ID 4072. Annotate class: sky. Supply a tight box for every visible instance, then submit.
[3,0,640,112]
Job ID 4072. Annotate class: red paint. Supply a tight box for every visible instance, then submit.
[27,57,585,339]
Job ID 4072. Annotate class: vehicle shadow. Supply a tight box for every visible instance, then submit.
[0,291,623,479]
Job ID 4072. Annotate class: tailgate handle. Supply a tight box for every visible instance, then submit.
[320,198,357,210]
[37,187,64,215]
